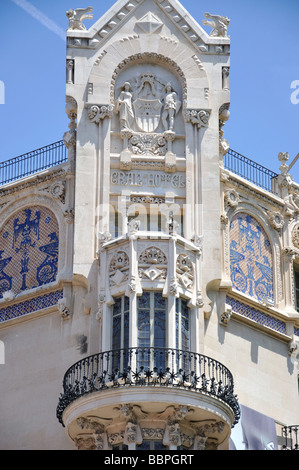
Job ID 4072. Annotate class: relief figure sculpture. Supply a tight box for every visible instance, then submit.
[162,82,181,132]
[115,82,135,131]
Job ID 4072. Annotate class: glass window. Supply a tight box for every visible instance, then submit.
[137,292,167,370]
[137,292,166,349]
[137,441,168,450]
[112,296,129,351]
[176,298,190,351]
[112,296,130,371]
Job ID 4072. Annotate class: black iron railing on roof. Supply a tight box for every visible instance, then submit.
[0,140,278,193]
[0,140,67,186]
[224,148,278,193]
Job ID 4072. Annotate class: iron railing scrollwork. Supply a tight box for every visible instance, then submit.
[281,425,299,450]
[56,347,240,427]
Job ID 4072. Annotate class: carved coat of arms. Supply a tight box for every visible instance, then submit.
[133,73,163,133]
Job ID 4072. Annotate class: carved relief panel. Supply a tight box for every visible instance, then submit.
[111,64,184,158]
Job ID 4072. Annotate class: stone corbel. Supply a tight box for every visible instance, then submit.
[220,304,232,326]
[283,247,299,263]
[87,104,114,124]
[224,188,239,209]
[288,335,299,362]
[163,422,182,448]
[58,296,71,320]
[184,109,210,129]
[123,421,143,448]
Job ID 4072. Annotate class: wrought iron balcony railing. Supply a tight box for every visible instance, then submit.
[0,140,68,186]
[282,425,299,450]
[56,347,240,427]
[224,148,278,193]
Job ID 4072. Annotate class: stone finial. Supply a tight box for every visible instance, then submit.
[66,7,93,31]
[203,13,230,37]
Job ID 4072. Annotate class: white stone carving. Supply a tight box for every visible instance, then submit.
[129,134,167,156]
[134,73,163,133]
[292,223,299,249]
[139,247,167,265]
[184,109,210,128]
[109,251,129,286]
[203,13,230,37]
[115,82,135,130]
[162,83,181,132]
[268,210,284,231]
[136,12,163,34]
[224,189,239,208]
[176,254,194,290]
[220,304,232,326]
[138,247,167,282]
[66,7,93,31]
[88,104,114,123]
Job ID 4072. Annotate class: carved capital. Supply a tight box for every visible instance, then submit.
[88,104,114,124]
[184,109,210,128]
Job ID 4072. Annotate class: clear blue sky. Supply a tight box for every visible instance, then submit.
[0,0,298,180]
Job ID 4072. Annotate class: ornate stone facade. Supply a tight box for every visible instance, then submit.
[0,0,298,452]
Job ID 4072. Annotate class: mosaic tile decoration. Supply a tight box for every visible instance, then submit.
[226,296,286,335]
[230,213,273,303]
[0,289,63,323]
[0,206,59,298]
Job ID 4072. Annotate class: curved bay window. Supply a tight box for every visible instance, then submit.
[112,293,191,370]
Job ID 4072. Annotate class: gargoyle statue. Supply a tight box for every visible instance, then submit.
[66,7,94,31]
[203,12,230,37]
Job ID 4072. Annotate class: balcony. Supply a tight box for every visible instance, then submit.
[281,425,299,450]
[57,347,240,450]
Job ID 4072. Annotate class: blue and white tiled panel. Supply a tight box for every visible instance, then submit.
[0,206,59,298]
[230,213,273,303]
[0,289,63,323]
[226,296,286,335]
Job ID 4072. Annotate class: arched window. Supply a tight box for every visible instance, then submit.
[230,213,273,303]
